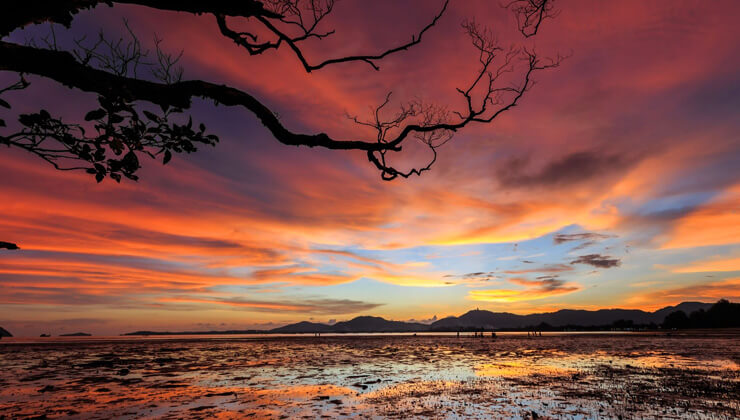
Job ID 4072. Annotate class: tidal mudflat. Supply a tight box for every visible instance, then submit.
[1,333,738,419]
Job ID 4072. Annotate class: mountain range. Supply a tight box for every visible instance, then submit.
[269,302,712,333]
[270,316,430,333]
[122,302,714,335]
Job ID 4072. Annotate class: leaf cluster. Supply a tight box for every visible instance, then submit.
[2,85,218,182]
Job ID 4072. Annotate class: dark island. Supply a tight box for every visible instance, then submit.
[59,332,92,337]
[0,241,19,250]
[0,326,12,338]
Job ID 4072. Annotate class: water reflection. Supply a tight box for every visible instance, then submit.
[476,360,575,377]
[1,334,738,418]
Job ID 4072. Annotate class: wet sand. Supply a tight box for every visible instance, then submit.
[1,333,738,419]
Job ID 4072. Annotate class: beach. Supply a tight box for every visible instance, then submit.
[1,332,738,419]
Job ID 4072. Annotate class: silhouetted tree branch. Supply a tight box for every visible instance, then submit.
[503,0,558,37]
[361,19,564,180]
[217,0,450,72]
[1,0,561,182]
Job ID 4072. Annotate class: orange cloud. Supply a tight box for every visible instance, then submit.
[158,297,382,314]
[468,277,581,303]
[628,277,740,310]
[661,184,740,249]
[669,255,740,273]
[249,266,358,286]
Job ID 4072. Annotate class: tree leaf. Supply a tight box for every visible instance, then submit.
[143,110,159,121]
[163,150,172,165]
[0,98,10,109]
[122,150,139,171]
[84,109,106,121]
[18,114,34,127]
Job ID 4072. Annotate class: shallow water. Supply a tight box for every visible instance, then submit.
[1,333,738,419]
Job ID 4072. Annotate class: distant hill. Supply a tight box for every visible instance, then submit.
[330,316,428,333]
[651,302,715,321]
[270,321,335,334]
[272,316,429,333]
[663,299,740,329]
[120,302,719,335]
[430,302,714,331]
[0,327,12,337]
[272,302,715,333]
[59,332,92,337]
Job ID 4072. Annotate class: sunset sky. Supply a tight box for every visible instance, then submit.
[1,0,739,336]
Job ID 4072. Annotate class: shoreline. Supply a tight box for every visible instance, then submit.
[2,328,739,345]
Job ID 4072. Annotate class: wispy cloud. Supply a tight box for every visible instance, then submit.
[629,277,740,309]
[570,254,621,269]
[553,232,614,245]
[661,183,740,249]
[668,255,740,273]
[497,151,632,189]
[158,296,383,314]
[468,276,581,303]
[504,264,574,274]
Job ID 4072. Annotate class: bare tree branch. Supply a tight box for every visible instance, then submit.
[503,0,559,37]
[0,41,394,152]
[1,0,562,182]
[360,20,564,180]
[218,0,450,72]
[1,0,283,37]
